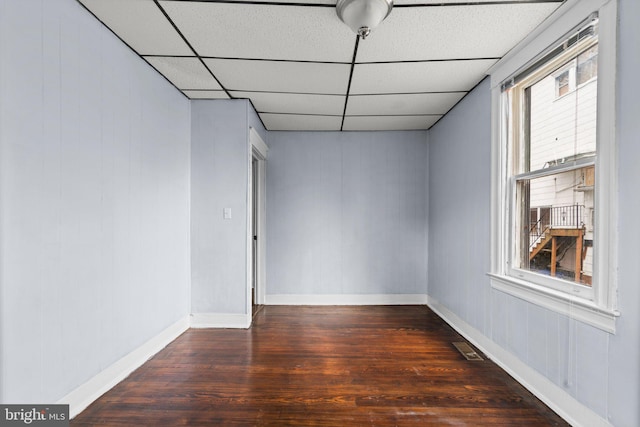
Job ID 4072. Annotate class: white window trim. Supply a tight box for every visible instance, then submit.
[488,0,619,333]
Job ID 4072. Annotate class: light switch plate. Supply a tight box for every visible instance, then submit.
[223,208,232,219]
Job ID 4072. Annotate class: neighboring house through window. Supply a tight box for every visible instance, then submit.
[553,41,598,99]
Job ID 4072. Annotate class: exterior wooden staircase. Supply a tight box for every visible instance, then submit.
[529,226,585,282]
[529,227,584,261]
[530,228,552,261]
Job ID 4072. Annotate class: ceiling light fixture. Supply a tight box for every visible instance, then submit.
[336,0,393,40]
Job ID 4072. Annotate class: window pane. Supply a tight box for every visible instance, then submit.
[516,166,595,286]
[577,44,598,85]
[555,70,570,97]
[526,44,598,173]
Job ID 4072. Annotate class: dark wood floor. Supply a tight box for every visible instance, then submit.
[71,306,568,426]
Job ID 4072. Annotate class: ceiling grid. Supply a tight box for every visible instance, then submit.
[77,0,563,131]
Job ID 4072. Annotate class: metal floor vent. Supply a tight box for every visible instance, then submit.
[452,342,484,361]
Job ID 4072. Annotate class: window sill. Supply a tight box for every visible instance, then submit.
[488,273,619,333]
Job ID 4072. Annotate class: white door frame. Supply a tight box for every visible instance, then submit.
[247,127,268,320]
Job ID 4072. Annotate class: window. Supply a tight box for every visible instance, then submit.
[489,1,618,333]
[507,22,598,297]
[553,43,598,99]
[555,69,570,97]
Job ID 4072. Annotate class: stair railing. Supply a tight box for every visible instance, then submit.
[529,204,585,250]
[529,210,550,250]
[550,203,584,228]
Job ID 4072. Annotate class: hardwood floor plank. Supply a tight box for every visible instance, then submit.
[71,306,568,426]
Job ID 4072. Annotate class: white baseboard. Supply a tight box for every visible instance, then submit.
[190,313,251,329]
[265,294,429,306]
[426,296,612,427]
[58,316,190,419]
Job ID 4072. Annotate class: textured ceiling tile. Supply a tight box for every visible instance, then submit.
[260,114,342,131]
[350,59,498,94]
[159,1,355,62]
[231,92,345,115]
[205,59,351,94]
[343,115,441,131]
[183,90,230,99]
[394,0,552,4]
[145,57,222,90]
[80,0,562,132]
[356,3,561,62]
[346,92,465,116]
[220,0,336,3]
[79,0,192,55]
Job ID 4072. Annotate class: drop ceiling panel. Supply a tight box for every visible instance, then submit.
[343,115,440,131]
[394,0,554,4]
[357,3,561,62]
[205,59,351,94]
[78,0,192,56]
[218,0,336,3]
[231,92,345,115]
[78,0,563,131]
[156,0,549,4]
[260,114,342,131]
[145,57,222,90]
[350,59,498,95]
[159,1,355,62]
[346,92,465,116]
[184,90,230,100]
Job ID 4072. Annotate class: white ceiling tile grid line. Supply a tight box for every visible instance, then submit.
[76,0,563,131]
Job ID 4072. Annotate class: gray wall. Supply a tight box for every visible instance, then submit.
[191,100,263,314]
[266,131,428,296]
[248,102,268,144]
[608,0,640,423]
[427,0,640,422]
[428,79,492,332]
[0,0,191,403]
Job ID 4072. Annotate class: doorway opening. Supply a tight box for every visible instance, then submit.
[251,155,262,318]
[249,128,267,322]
